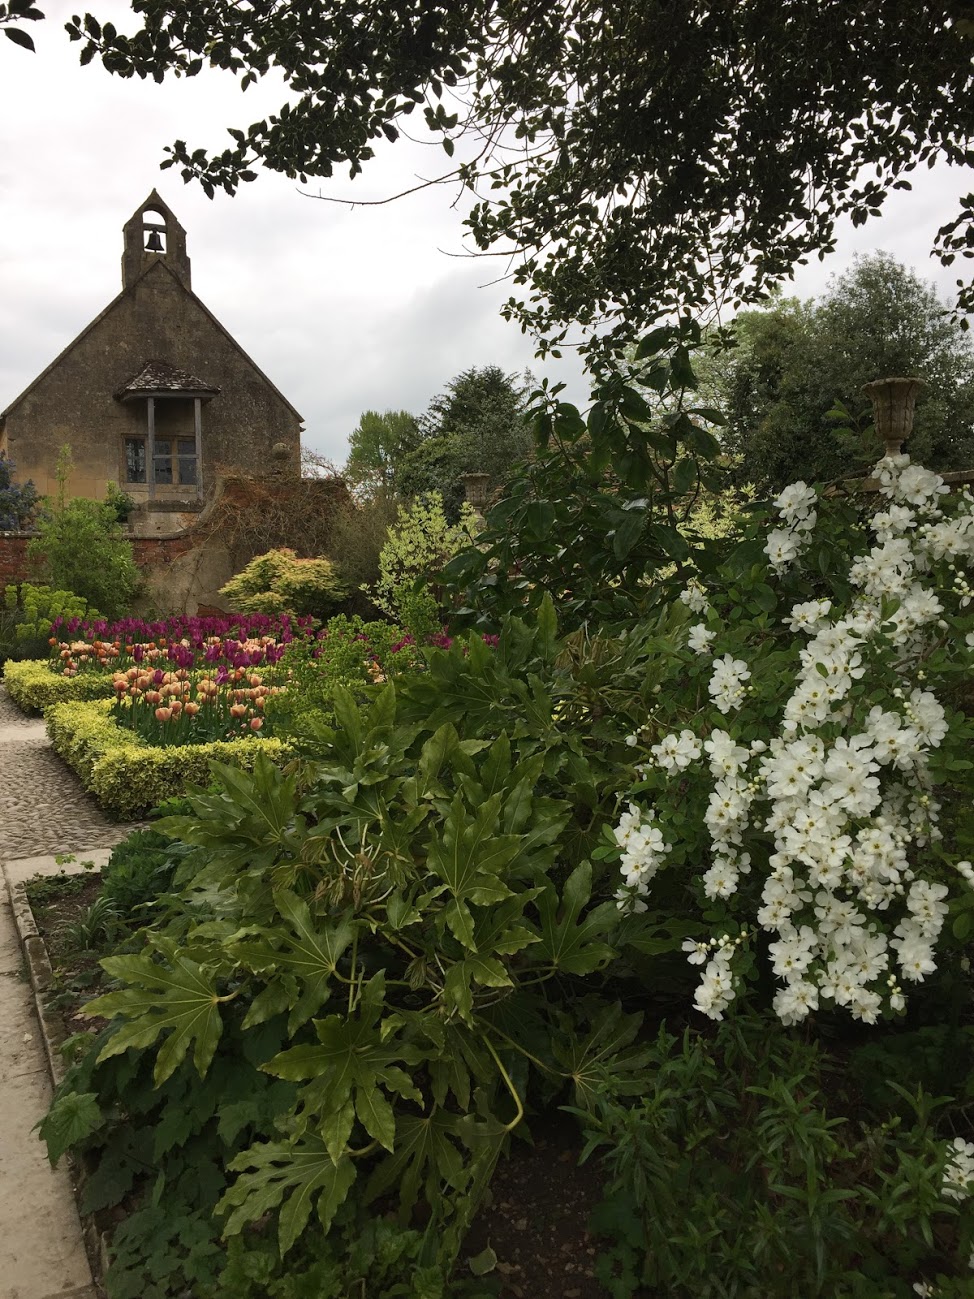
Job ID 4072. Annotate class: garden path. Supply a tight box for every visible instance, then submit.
[0,684,129,858]
[0,681,132,1298]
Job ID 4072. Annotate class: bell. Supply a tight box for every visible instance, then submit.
[145,230,164,253]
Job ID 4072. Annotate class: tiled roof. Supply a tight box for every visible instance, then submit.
[115,359,220,398]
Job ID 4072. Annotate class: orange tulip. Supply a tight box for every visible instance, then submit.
[155,707,172,722]
[250,717,263,731]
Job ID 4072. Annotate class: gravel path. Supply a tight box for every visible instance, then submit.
[0,684,133,858]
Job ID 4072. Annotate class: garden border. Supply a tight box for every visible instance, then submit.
[2,854,113,1296]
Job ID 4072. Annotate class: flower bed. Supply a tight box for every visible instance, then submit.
[46,699,293,819]
[3,658,117,714]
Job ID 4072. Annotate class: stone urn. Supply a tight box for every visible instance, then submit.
[862,377,925,458]
[461,472,491,514]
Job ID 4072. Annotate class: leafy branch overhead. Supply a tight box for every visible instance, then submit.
[0,1,43,51]
[62,1,974,344]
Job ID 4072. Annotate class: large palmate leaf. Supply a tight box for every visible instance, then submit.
[158,751,300,880]
[219,1136,356,1255]
[234,890,357,1032]
[551,1000,653,1109]
[530,860,618,975]
[261,973,423,1155]
[86,937,230,1084]
[364,1108,470,1220]
[425,791,521,951]
[38,1091,104,1166]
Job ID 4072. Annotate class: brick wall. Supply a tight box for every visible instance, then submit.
[0,531,200,587]
[0,533,32,585]
[0,474,351,612]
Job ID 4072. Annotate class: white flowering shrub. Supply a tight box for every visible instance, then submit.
[613,452,974,1029]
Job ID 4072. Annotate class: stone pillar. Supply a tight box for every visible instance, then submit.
[862,377,925,458]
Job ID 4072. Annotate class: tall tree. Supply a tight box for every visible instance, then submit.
[717,254,974,491]
[60,2,974,348]
[344,409,420,496]
[397,365,532,516]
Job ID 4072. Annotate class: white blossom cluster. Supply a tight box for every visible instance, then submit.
[943,1137,974,1203]
[612,802,671,913]
[765,480,817,572]
[616,454,974,1028]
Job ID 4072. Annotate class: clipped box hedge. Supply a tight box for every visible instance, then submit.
[46,699,294,820]
[4,659,117,715]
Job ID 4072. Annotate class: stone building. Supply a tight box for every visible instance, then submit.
[0,192,303,535]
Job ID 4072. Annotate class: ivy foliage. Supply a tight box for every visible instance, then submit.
[63,2,974,343]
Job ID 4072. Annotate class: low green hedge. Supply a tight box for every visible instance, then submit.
[3,660,116,715]
[46,699,294,820]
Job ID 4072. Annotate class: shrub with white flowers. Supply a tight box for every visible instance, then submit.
[614,452,974,1028]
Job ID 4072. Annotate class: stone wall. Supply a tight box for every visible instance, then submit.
[0,474,352,614]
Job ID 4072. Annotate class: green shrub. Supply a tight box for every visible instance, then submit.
[220,547,348,620]
[100,828,185,926]
[3,659,116,713]
[46,699,294,819]
[28,449,142,618]
[265,614,419,741]
[0,583,100,667]
[371,492,478,636]
[105,482,136,524]
[0,450,38,529]
[580,1014,974,1297]
[326,491,400,616]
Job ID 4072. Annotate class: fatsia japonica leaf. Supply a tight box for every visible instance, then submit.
[157,751,300,879]
[442,953,513,1023]
[364,1109,470,1219]
[37,1091,104,1166]
[551,1001,654,1109]
[219,1136,356,1255]
[85,937,231,1084]
[425,791,521,951]
[261,973,423,1153]
[530,860,618,975]
[234,889,357,1032]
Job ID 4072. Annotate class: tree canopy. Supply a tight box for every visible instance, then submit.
[345,409,421,496]
[44,1,974,351]
[714,254,974,491]
[397,365,531,515]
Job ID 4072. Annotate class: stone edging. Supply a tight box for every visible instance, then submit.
[7,874,79,1086]
[5,869,111,1294]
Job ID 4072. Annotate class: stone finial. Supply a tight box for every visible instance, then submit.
[862,377,925,458]
[461,471,491,513]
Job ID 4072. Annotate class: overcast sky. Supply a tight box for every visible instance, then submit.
[1,7,972,465]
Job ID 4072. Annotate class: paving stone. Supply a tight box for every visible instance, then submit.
[0,685,132,857]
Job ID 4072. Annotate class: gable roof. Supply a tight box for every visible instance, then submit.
[0,258,303,426]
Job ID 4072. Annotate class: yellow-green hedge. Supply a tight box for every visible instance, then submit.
[46,699,294,820]
[3,660,116,714]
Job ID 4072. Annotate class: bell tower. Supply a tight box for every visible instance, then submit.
[121,191,192,291]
